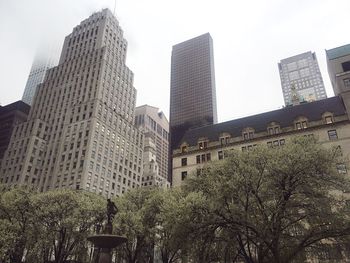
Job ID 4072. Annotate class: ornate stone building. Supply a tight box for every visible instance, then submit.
[172,96,350,186]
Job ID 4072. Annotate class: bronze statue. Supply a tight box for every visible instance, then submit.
[106,198,118,225]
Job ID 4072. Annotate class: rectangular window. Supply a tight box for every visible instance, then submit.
[206,153,211,161]
[181,171,187,180]
[325,116,333,124]
[181,158,187,166]
[268,127,274,135]
[344,78,350,89]
[196,155,201,164]
[220,137,230,146]
[336,164,347,174]
[296,121,307,130]
[243,133,249,140]
[218,151,224,160]
[341,61,350,72]
[328,130,338,140]
[220,137,225,145]
[198,141,208,150]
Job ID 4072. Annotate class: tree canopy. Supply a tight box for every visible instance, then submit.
[0,137,349,263]
[183,136,350,263]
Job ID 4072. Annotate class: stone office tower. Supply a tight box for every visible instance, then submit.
[0,9,143,196]
[135,105,169,181]
[169,33,217,150]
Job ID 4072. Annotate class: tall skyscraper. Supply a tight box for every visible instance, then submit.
[278,51,327,105]
[0,9,143,197]
[134,105,169,181]
[22,48,59,105]
[169,33,217,150]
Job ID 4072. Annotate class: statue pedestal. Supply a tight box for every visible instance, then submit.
[97,248,112,263]
[89,200,125,263]
[88,234,127,263]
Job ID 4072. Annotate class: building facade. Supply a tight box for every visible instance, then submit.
[0,101,30,161]
[169,33,217,150]
[141,134,170,189]
[278,51,327,105]
[326,43,350,114]
[135,105,169,181]
[22,50,59,105]
[0,9,143,197]
[172,96,350,186]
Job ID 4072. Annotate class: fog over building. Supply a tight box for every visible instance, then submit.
[0,9,144,196]
[22,46,59,105]
[278,51,327,105]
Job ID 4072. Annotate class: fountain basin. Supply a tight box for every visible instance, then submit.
[87,234,127,248]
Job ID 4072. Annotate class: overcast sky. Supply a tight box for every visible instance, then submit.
[0,0,349,122]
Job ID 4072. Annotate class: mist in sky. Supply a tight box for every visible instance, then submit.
[0,0,349,122]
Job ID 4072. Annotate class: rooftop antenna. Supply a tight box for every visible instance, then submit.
[113,0,117,16]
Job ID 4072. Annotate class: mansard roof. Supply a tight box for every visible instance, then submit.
[177,96,347,148]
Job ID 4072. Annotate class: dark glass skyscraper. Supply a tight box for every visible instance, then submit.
[169,33,217,149]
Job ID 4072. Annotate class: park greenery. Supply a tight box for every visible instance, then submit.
[1,137,350,263]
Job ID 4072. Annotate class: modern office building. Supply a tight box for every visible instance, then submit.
[22,49,59,105]
[326,43,350,114]
[278,51,327,105]
[169,33,217,150]
[135,105,169,181]
[0,101,30,161]
[0,9,143,197]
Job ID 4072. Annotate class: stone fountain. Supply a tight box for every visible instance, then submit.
[88,199,127,263]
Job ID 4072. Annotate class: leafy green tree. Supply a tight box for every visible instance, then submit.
[28,189,105,263]
[184,137,350,263]
[113,188,162,263]
[155,189,200,263]
[0,186,35,263]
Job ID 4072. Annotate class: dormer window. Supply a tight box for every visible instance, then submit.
[181,144,188,153]
[295,117,308,130]
[219,133,231,146]
[267,123,280,135]
[325,116,333,124]
[198,141,208,150]
[296,121,307,129]
[242,128,255,140]
[321,112,334,125]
